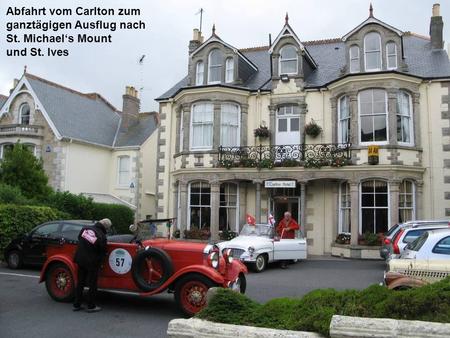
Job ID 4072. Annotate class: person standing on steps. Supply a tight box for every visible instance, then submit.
[276,211,300,269]
[73,218,111,312]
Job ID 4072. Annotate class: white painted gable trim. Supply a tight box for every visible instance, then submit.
[342,17,403,41]
[190,36,258,71]
[269,24,317,68]
[0,75,62,140]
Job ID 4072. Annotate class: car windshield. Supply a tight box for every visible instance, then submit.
[239,224,273,238]
[407,232,429,251]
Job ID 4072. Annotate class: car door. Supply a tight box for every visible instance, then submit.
[25,222,61,265]
[273,238,307,260]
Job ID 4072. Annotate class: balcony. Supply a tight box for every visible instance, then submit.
[218,143,352,169]
[0,124,43,137]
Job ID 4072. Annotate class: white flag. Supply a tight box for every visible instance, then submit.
[268,212,275,226]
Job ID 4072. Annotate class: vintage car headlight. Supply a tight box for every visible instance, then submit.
[248,246,255,254]
[223,248,234,264]
[208,251,219,269]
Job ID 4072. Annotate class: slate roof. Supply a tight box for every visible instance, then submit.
[23,74,157,147]
[0,94,7,110]
[115,113,158,147]
[157,32,450,101]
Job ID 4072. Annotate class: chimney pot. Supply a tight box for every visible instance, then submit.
[432,3,440,17]
[193,28,200,41]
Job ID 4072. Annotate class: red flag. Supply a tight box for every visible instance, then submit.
[246,213,256,225]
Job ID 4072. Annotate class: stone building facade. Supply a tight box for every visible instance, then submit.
[156,5,450,255]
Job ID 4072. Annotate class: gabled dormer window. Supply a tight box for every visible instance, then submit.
[279,44,298,75]
[225,58,234,83]
[196,61,204,85]
[208,49,222,84]
[19,103,30,125]
[386,42,397,70]
[364,32,381,71]
[349,45,360,73]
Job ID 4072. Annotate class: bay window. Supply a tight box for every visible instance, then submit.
[189,181,211,229]
[360,180,389,234]
[359,89,388,144]
[219,183,238,231]
[191,103,214,150]
[338,96,350,143]
[339,182,351,233]
[399,180,415,223]
[397,91,413,145]
[220,103,240,147]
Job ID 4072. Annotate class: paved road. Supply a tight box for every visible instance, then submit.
[0,258,385,338]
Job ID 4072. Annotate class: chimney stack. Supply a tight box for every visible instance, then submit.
[189,28,204,53]
[430,3,444,49]
[121,86,140,132]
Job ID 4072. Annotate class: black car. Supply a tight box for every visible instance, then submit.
[4,220,94,269]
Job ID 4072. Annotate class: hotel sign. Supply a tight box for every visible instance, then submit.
[264,180,296,188]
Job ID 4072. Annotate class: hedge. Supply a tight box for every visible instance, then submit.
[44,191,95,220]
[0,204,69,255]
[0,183,30,205]
[197,278,450,337]
[91,202,134,234]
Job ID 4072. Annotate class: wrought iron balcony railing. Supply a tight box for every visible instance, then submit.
[218,143,352,169]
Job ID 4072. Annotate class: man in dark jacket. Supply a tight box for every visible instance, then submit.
[73,218,111,312]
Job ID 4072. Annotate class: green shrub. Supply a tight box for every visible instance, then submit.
[198,278,450,337]
[44,191,95,219]
[0,204,69,255]
[91,202,134,234]
[0,183,30,205]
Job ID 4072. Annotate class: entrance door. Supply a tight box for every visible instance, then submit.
[276,106,300,145]
[272,198,300,227]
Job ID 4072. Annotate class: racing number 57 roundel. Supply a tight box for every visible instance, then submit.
[108,248,132,274]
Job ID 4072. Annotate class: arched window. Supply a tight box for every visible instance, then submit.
[397,91,413,145]
[220,103,240,147]
[279,45,298,75]
[190,103,214,150]
[225,58,234,83]
[349,45,360,73]
[219,182,239,232]
[19,103,30,125]
[359,89,388,144]
[364,32,381,71]
[399,180,415,222]
[338,96,350,143]
[386,42,397,69]
[117,155,130,186]
[339,182,351,233]
[189,181,211,229]
[196,61,204,85]
[360,180,389,234]
[208,49,222,84]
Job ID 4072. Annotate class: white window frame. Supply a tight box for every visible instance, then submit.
[349,45,360,73]
[364,32,382,71]
[358,89,389,146]
[225,57,234,83]
[0,143,14,159]
[359,180,390,235]
[397,91,414,146]
[190,102,214,151]
[196,61,204,86]
[219,182,240,232]
[117,155,131,188]
[338,182,351,234]
[208,49,222,84]
[220,103,240,147]
[399,180,416,222]
[338,96,350,144]
[179,110,184,152]
[279,45,298,75]
[23,143,37,156]
[386,42,397,70]
[187,181,211,230]
[19,102,31,125]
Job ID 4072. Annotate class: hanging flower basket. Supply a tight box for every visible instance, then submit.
[254,125,270,138]
[304,119,322,138]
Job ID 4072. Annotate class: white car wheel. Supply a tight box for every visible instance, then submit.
[254,254,267,273]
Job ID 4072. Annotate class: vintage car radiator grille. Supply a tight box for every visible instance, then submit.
[399,269,449,282]
[230,248,245,259]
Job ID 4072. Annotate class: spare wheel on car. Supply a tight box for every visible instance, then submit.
[131,247,173,292]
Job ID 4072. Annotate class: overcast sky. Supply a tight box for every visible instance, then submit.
[0,0,449,112]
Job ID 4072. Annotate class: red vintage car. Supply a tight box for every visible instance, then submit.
[39,227,247,316]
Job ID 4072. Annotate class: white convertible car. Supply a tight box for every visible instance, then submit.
[218,224,307,272]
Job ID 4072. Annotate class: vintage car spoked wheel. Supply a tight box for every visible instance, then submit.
[45,263,75,302]
[132,248,173,292]
[6,250,23,269]
[175,274,216,316]
[253,254,267,272]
